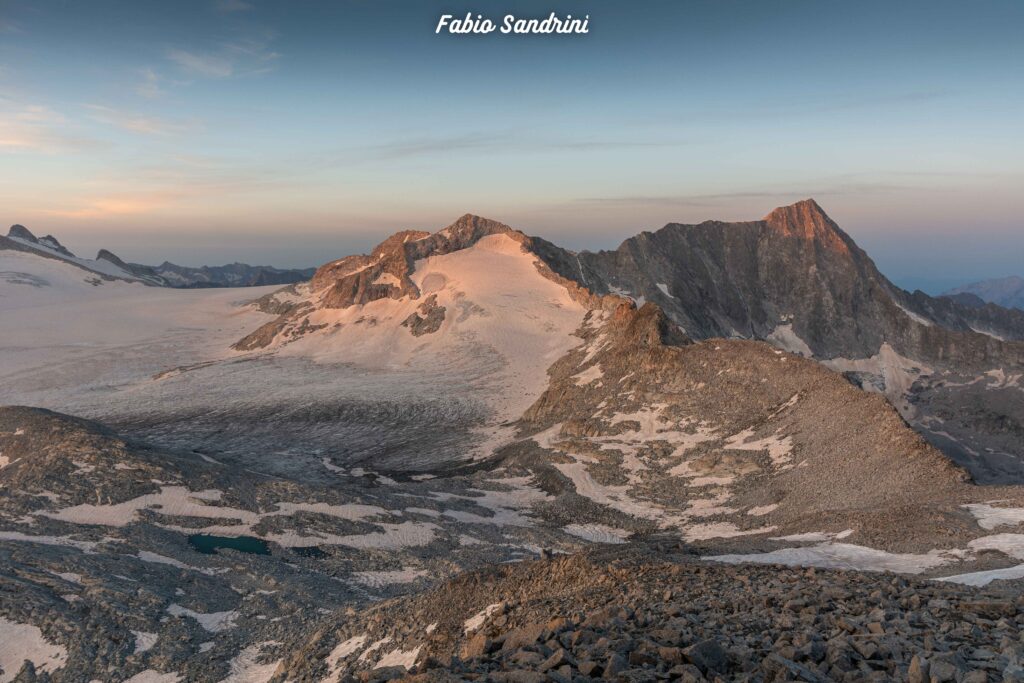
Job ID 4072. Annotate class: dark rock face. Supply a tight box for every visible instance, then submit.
[402,294,446,336]
[569,200,1024,367]
[8,224,37,241]
[96,248,131,268]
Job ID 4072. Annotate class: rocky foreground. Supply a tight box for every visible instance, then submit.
[281,542,1024,683]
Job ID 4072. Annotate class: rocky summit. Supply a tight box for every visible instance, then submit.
[2,202,1024,682]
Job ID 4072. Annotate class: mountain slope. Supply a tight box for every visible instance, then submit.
[529,200,1024,482]
[233,206,1024,482]
[945,276,1024,311]
[571,200,1024,362]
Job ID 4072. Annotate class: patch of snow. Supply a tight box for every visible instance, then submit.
[824,343,932,413]
[464,603,503,634]
[324,635,368,676]
[136,551,221,575]
[372,272,402,287]
[724,428,794,466]
[707,542,960,574]
[984,369,1022,389]
[573,363,604,386]
[965,503,1024,530]
[894,302,933,327]
[607,285,644,307]
[434,476,551,527]
[771,530,854,542]
[0,530,103,552]
[288,521,437,550]
[357,638,392,663]
[747,504,778,516]
[123,672,181,683]
[967,533,1024,560]
[969,326,1007,342]
[374,646,421,670]
[351,568,429,588]
[0,617,67,682]
[937,564,1024,587]
[766,324,813,357]
[655,283,674,299]
[166,604,238,632]
[132,630,158,654]
[563,523,631,544]
[684,522,776,542]
[220,642,281,683]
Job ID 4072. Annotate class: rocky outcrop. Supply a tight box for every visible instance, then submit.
[8,224,36,242]
[401,295,446,336]
[96,248,131,269]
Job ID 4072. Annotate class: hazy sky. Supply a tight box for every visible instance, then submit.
[1,0,1022,292]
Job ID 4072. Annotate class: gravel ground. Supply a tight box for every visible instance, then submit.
[281,541,1024,683]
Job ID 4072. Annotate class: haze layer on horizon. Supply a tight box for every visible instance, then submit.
[1,0,1021,293]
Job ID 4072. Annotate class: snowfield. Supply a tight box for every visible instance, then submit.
[0,237,586,474]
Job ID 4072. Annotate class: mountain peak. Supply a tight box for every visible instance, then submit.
[762,199,851,252]
[8,224,37,242]
[96,249,129,268]
[437,214,515,242]
[762,198,830,229]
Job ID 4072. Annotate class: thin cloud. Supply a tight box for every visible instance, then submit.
[0,104,102,153]
[43,194,176,218]
[135,68,165,99]
[83,104,194,136]
[166,35,279,79]
[167,48,235,78]
[343,131,686,163]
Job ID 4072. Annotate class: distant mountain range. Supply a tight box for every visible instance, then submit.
[944,276,1024,311]
[0,224,315,288]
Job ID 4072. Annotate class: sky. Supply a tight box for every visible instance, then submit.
[1,0,1022,292]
